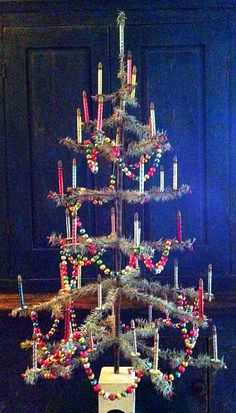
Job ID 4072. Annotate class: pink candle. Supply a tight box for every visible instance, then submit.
[72,214,77,245]
[127,50,132,84]
[60,264,64,289]
[72,158,77,188]
[64,303,71,341]
[111,207,116,234]
[177,210,182,243]
[97,95,103,131]
[198,278,204,319]
[83,90,89,123]
[58,160,64,195]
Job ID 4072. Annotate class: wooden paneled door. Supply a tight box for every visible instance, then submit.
[110,19,230,276]
[4,25,110,284]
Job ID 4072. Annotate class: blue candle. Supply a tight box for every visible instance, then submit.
[17,275,25,308]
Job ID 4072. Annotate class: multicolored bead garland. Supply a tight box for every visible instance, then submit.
[119,145,163,182]
[128,239,172,275]
[78,332,142,401]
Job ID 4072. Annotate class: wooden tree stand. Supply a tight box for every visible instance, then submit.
[98,367,136,413]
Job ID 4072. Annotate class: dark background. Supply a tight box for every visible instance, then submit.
[0,1,236,412]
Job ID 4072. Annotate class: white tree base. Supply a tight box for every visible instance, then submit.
[98,366,136,413]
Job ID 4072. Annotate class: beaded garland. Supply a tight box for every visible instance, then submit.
[78,332,143,401]
[27,282,203,401]
[119,145,163,182]
[128,239,172,275]
[82,131,165,187]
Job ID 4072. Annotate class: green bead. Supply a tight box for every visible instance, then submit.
[121,391,128,397]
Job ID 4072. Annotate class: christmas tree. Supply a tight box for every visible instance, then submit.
[13,11,226,410]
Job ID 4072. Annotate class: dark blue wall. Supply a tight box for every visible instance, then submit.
[0,1,236,412]
[0,0,235,288]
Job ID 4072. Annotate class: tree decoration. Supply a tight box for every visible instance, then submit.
[12,11,226,410]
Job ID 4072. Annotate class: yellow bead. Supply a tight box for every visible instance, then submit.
[79,337,86,344]
[104,269,110,275]
[182,362,188,367]
[169,374,174,381]
[88,374,94,380]
[116,393,122,399]
[81,357,88,363]
[100,264,106,270]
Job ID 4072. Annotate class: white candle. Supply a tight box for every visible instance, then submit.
[153,320,159,370]
[77,265,81,289]
[32,338,38,370]
[72,158,77,188]
[131,319,138,355]
[137,221,141,246]
[150,102,156,136]
[65,208,71,239]
[98,62,103,95]
[174,258,179,289]
[173,156,178,190]
[77,108,82,143]
[139,155,145,194]
[160,165,164,192]
[134,212,139,246]
[212,325,218,360]
[208,264,213,302]
[88,330,96,352]
[148,304,153,325]
[69,320,72,337]
[119,21,124,57]
[97,274,102,310]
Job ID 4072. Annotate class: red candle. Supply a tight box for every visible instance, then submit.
[97,95,103,131]
[127,50,132,84]
[177,210,182,243]
[83,90,89,123]
[198,278,204,319]
[58,160,64,195]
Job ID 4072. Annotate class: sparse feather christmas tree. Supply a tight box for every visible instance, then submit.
[13,11,226,411]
